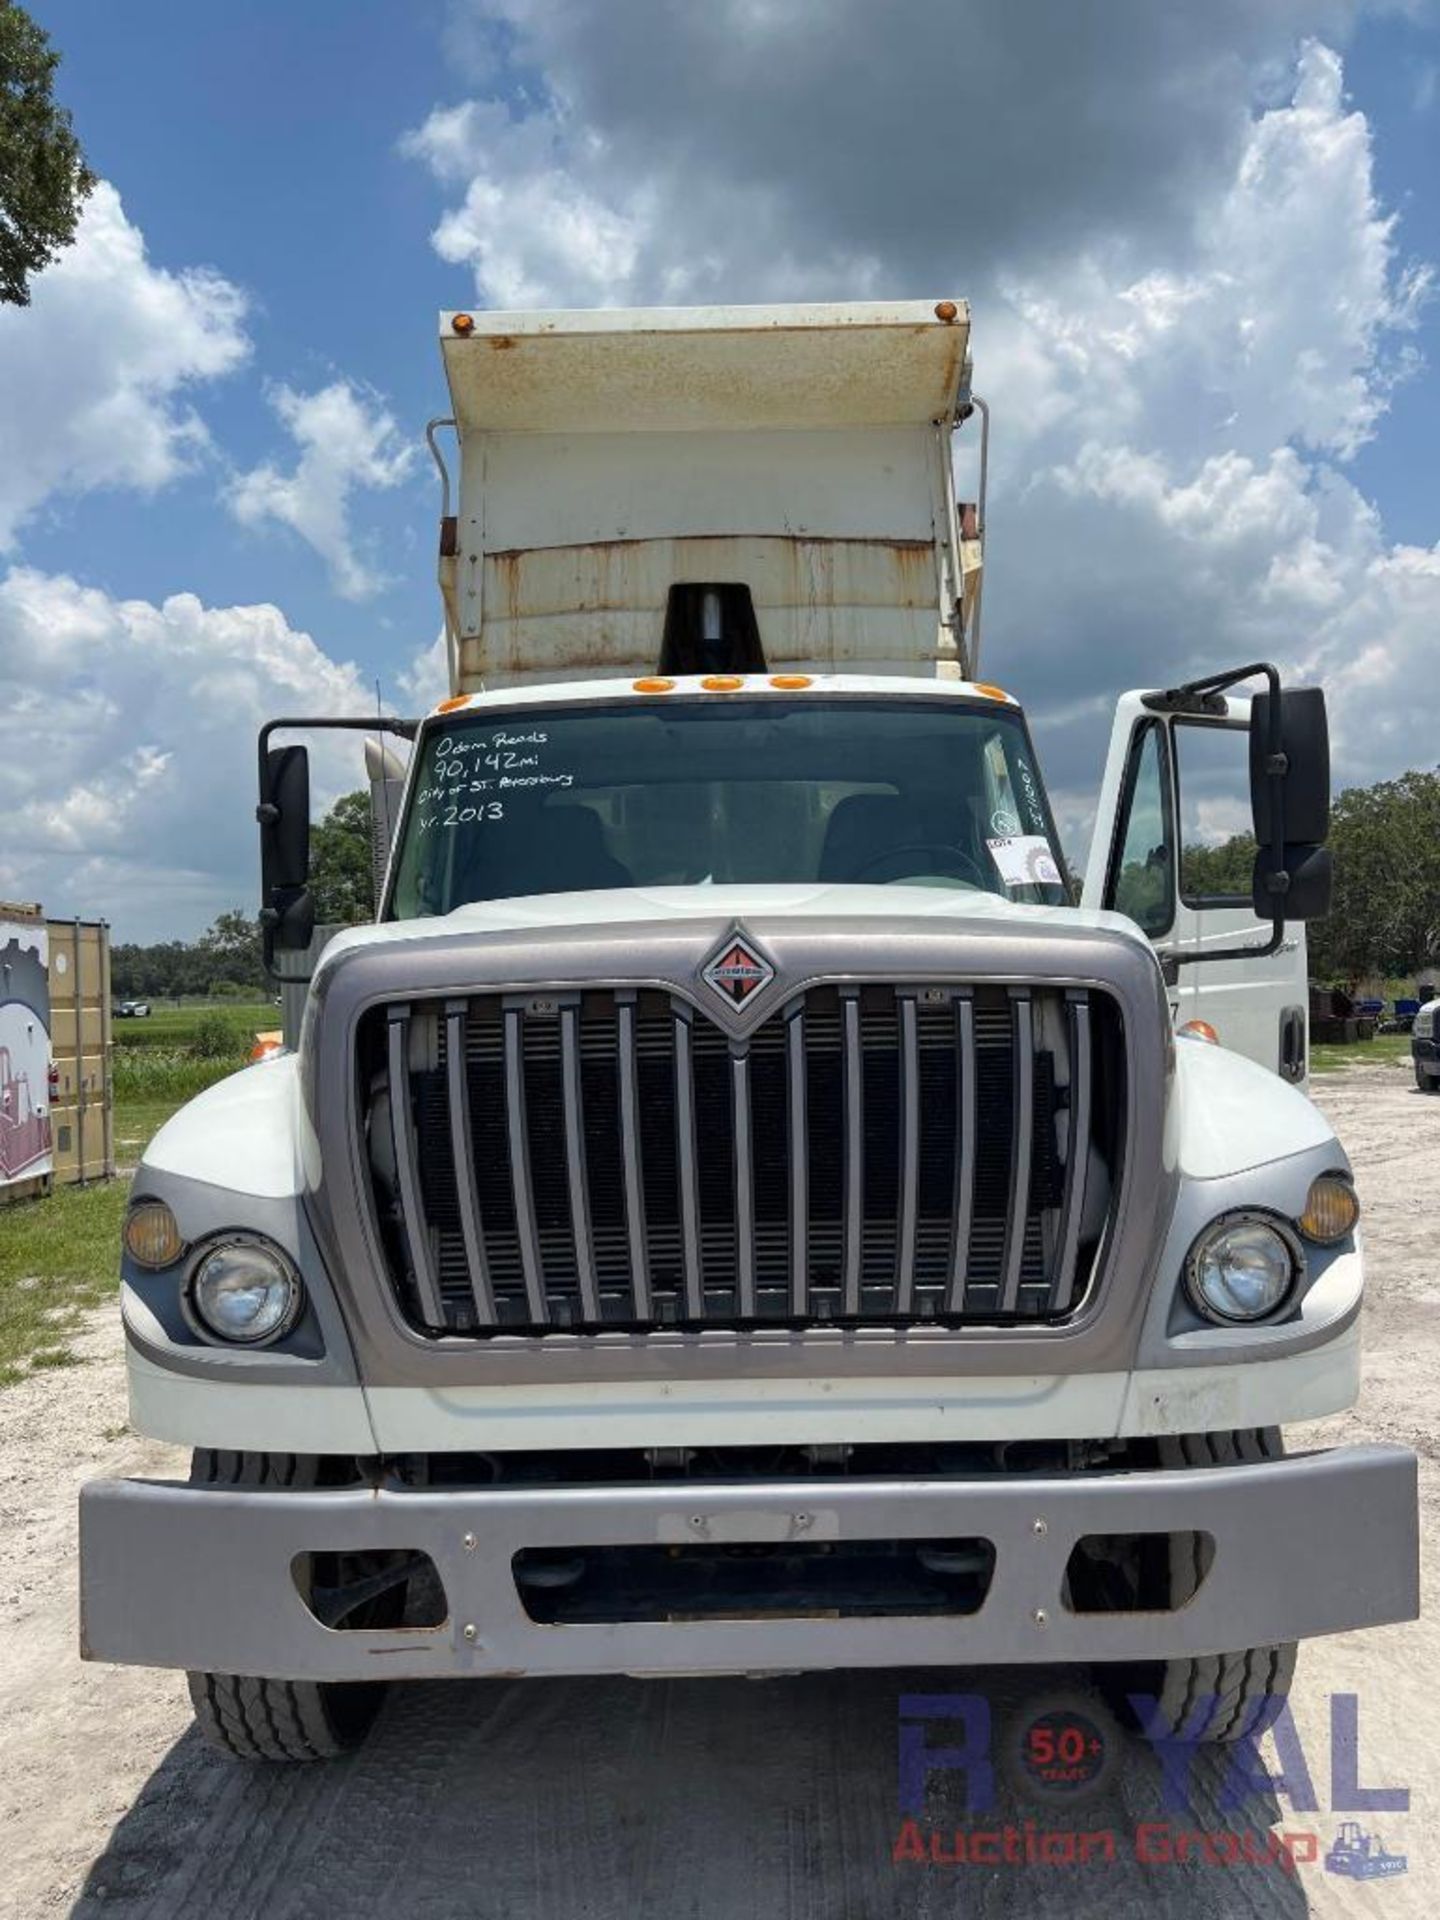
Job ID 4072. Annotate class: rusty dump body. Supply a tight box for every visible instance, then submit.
[434,300,980,691]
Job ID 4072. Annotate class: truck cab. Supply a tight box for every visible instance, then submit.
[79,302,1417,1764]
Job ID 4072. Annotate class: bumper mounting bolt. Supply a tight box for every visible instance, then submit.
[1033,1608,1048,1629]
[462,1623,478,1642]
[462,1532,477,1552]
[1033,1518,1047,1536]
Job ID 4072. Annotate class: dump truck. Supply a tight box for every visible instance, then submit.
[80,301,1419,1762]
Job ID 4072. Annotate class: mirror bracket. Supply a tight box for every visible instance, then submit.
[1160,661,1321,971]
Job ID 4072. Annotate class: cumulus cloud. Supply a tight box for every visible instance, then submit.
[227,380,417,599]
[0,181,249,548]
[408,12,1437,870]
[0,568,373,935]
[411,0,1367,305]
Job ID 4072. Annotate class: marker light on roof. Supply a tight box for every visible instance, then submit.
[632,677,675,693]
[770,675,813,689]
[701,675,745,692]
[451,313,475,335]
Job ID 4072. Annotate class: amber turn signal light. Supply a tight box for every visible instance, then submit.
[1298,1175,1360,1245]
[124,1199,185,1271]
[1178,1020,1220,1046]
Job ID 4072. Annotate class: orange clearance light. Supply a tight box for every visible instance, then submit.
[769,674,813,690]
[435,693,470,713]
[971,682,1011,702]
[1178,1019,1220,1046]
[249,1032,286,1064]
[934,300,959,323]
[701,675,745,692]
[632,677,675,693]
[451,312,475,336]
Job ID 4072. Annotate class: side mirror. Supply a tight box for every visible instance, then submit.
[1249,686,1332,921]
[258,743,315,961]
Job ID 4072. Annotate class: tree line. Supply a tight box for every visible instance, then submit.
[1182,767,1440,983]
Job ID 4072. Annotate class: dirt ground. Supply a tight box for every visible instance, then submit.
[1,1058,1435,1919]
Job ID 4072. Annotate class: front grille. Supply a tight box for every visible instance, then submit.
[361,983,1123,1338]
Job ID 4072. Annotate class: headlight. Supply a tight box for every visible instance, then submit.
[1184,1214,1300,1324]
[124,1198,185,1269]
[1297,1174,1359,1245]
[186,1236,303,1346]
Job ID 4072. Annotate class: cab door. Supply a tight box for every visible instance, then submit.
[1081,691,1308,1081]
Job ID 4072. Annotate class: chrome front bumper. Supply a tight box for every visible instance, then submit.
[79,1444,1418,1682]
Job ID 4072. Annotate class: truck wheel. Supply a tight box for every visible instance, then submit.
[1094,1428,1297,1745]
[1415,1062,1435,1092]
[185,1449,398,1763]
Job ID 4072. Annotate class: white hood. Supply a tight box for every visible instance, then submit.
[316,882,1152,975]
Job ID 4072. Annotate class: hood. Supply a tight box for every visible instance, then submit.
[317,882,1152,976]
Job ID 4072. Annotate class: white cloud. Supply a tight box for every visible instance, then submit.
[403,16,1439,879]
[227,380,416,599]
[397,627,451,710]
[0,568,374,936]
[0,181,249,549]
[413,1,1370,306]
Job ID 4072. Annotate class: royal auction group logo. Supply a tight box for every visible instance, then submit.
[700,931,774,1006]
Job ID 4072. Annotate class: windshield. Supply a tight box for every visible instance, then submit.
[387,696,1068,919]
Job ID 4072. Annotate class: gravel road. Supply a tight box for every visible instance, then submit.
[1,1058,1434,1919]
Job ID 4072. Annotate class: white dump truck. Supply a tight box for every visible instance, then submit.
[81,302,1418,1761]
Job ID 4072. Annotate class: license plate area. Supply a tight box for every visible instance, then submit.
[511,1536,996,1624]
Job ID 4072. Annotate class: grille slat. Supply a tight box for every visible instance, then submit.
[365,979,1121,1338]
[895,994,920,1314]
[386,1006,445,1329]
[841,989,864,1318]
[673,1006,704,1319]
[786,1006,808,1318]
[998,989,1034,1314]
[732,1047,757,1319]
[616,995,651,1321]
[504,1005,549,1325]
[445,1002,496,1325]
[1049,991,1093,1314]
[947,992,977,1312]
[560,1004,601,1323]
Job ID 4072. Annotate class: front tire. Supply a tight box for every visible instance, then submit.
[1096,1429,1298,1745]
[185,1450,397,1763]
[1416,1061,1436,1092]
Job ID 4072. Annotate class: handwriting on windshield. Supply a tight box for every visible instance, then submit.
[414,729,576,832]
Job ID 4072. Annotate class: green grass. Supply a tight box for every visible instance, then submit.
[112,1000,278,1049]
[0,1176,133,1385]
[1309,1032,1413,1075]
[0,1074,244,1384]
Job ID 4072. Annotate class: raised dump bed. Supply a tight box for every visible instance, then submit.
[434,300,980,689]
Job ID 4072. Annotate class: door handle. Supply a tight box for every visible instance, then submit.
[1279,1005,1306,1082]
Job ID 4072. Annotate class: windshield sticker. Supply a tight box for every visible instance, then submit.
[987,834,1062,889]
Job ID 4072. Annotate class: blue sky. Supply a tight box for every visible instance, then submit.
[2,1,1438,938]
[19,2,460,682]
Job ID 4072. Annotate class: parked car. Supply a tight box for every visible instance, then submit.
[114,1000,151,1018]
[1411,997,1440,1090]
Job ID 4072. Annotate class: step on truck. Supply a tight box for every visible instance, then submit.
[80,301,1419,1761]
